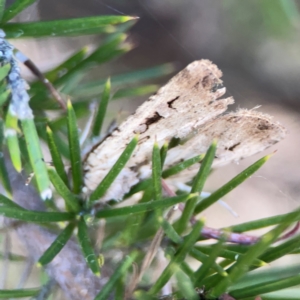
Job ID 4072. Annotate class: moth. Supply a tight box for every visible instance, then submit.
[84,60,286,201]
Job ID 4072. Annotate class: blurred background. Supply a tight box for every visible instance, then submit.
[12,0,299,223]
[3,0,300,294]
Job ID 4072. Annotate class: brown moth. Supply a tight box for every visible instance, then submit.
[83,60,286,201]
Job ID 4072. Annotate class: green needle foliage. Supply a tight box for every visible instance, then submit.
[2,16,136,38]
[67,100,83,194]
[89,135,139,202]
[0,0,37,24]
[5,110,21,172]
[38,222,76,266]
[0,288,40,298]
[149,221,204,295]
[0,1,299,300]
[77,217,101,276]
[92,78,111,137]
[46,126,69,186]
[0,63,10,81]
[176,140,216,234]
[152,142,162,201]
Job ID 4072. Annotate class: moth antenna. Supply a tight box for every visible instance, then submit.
[217,200,239,218]
[14,50,66,110]
[162,179,260,245]
[127,180,179,298]
[177,186,239,218]
[125,262,139,300]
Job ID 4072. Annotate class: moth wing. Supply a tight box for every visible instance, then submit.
[84,60,234,199]
[163,109,286,189]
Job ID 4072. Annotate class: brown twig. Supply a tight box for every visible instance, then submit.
[162,180,299,245]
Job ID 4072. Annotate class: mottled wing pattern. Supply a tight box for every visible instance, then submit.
[164,110,286,189]
[84,60,286,201]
